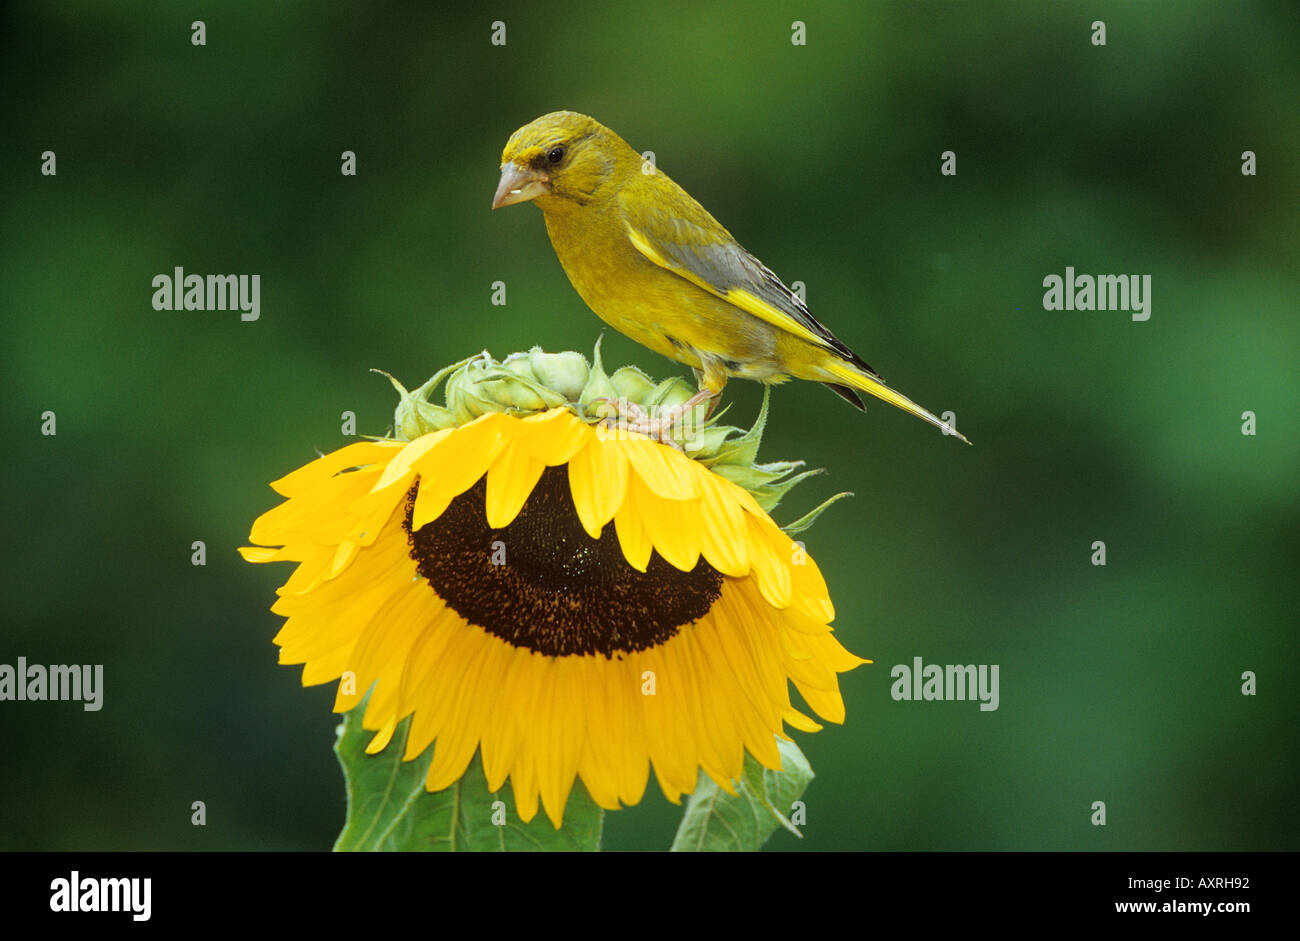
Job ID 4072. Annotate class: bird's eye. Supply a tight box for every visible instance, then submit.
[547,147,565,165]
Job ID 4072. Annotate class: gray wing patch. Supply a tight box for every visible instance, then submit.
[650,213,881,380]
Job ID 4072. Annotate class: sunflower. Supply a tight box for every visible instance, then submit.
[242,348,866,828]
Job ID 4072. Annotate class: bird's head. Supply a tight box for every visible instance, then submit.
[492,111,633,212]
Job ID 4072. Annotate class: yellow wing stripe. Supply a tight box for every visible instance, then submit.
[625,224,829,348]
[723,289,826,346]
[625,225,674,269]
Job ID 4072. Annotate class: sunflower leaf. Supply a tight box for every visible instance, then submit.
[669,738,814,852]
[333,703,604,851]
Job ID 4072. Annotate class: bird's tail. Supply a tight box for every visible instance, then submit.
[824,361,972,445]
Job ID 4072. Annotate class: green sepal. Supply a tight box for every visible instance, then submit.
[782,491,855,535]
[608,365,658,403]
[374,363,466,441]
[527,348,590,401]
[681,423,735,460]
[333,699,603,851]
[748,466,826,512]
[576,336,620,419]
[669,738,814,852]
[701,385,771,468]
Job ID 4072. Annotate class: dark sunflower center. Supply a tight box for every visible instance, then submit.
[403,465,723,657]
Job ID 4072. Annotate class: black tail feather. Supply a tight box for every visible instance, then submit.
[822,382,866,410]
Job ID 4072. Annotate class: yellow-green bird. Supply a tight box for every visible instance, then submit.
[492,111,970,444]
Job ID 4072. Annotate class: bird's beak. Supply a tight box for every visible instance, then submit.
[492,162,550,209]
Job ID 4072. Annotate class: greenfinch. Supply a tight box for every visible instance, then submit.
[493,111,970,444]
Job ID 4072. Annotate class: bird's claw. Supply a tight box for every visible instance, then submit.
[592,392,715,451]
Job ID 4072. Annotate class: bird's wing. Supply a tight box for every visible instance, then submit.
[618,188,882,379]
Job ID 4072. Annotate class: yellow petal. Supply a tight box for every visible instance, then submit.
[632,479,700,572]
[510,745,541,824]
[341,582,428,715]
[621,437,698,500]
[574,658,622,811]
[425,633,499,791]
[405,622,480,762]
[395,609,460,732]
[614,495,652,573]
[601,654,648,807]
[409,414,515,524]
[638,643,702,800]
[270,440,402,497]
[700,594,783,730]
[522,408,590,466]
[371,430,453,493]
[789,553,835,622]
[481,646,534,791]
[365,716,398,754]
[238,546,279,562]
[325,539,361,580]
[727,583,793,709]
[802,627,872,673]
[743,513,792,609]
[484,446,546,529]
[536,657,583,828]
[567,438,628,539]
[249,470,377,547]
[692,469,750,577]
[792,678,847,724]
[782,708,823,734]
[675,630,740,789]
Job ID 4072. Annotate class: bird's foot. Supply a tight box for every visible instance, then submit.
[594,390,715,451]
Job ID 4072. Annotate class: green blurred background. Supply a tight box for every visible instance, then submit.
[2,0,1296,851]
